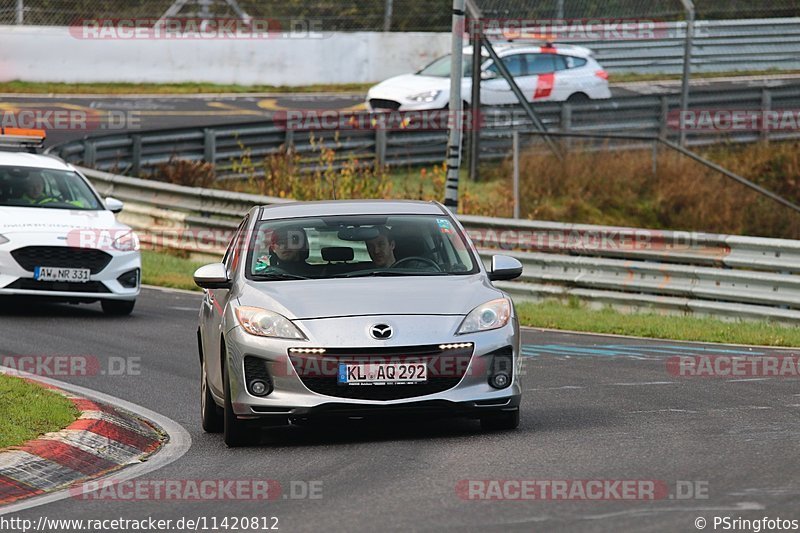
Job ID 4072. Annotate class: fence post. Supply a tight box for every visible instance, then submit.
[84,140,96,168]
[131,134,142,176]
[659,96,669,139]
[561,102,572,151]
[512,130,520,219]
[761,88,772,143]
[383,0,393,31]
[203,128,216,165]
[16,0,23,24]
[375,129,387,171]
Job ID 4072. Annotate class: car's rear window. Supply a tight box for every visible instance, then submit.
[247,214,479,280]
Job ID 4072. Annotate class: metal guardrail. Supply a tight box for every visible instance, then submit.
[577,18,800,75]
[81,167,800,323]
[50,83,800,178]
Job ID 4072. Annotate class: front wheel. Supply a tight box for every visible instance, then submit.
[223,352,256,447]
[201,357,223,433]
[480,409,520,431]
[101,299,135,316]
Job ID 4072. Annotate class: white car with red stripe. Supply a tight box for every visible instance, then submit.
[366,43,610,111]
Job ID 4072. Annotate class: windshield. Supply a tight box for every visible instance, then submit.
[0,166,103,210]
[247,214,478,280]
[418,54,480,78]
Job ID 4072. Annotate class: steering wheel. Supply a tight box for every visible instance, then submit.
[391,256,442,271]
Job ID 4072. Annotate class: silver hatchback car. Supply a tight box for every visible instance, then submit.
[195,200,523,446]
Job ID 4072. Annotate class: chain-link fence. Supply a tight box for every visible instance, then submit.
[4,0,800,30]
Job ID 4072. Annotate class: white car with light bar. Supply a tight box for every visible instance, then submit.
[194,200,523,447]
[0,129,140,315]
[366,43,610,111]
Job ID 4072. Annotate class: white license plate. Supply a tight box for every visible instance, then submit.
[34,267,91,283]
[338,362,427,385]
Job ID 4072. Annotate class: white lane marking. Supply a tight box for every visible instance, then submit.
[727,378,771,382]
[629,409,698,414]
[169,306,199,312]
[0,367,192,516]
[610,381,676,386]
[581,501,765,520]
[525,385,586,391]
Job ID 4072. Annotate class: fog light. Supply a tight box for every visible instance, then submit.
[490,372,510,389]
[117,268,140,289]
[250,380,268,396]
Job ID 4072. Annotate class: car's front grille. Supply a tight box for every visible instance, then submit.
[11,246,112,274]
[5,279,110,293]
[369,98,402,111]
[288,344,474,401]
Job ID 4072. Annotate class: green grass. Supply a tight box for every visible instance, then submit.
[0,374,79,449]
[141,250,207,291]
[517,300,800,347]
[3,69,800,95]
[0,80,373,95]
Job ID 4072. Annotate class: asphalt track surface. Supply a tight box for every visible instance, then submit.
[1,288,799,532]
[4,74,800,148]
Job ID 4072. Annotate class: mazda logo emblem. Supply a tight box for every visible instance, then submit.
[370,324,393,340]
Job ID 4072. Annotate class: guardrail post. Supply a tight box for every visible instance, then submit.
[284,129,294,152]
[761,88,772,143]
[203,128,216,165]
[131,134,142,176]
[84,140,96,168]
[375,128,387,171]
[659,96,669,140]
[561,103,572,151]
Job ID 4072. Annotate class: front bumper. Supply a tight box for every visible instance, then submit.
[0,242,140,302]
[223,314,522,418]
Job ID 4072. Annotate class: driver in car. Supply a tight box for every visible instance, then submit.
[365,226,396,268]
[254,226,312,275]
[21,174,58,205]
[21,173,86,208]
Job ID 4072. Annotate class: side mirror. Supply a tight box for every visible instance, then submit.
[105,197,124,213]
[488,255,523,281]
[194,263,231,289]
[480,70,498,81]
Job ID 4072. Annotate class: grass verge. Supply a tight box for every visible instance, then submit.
[4,69,800,94]
[0,80,373,95]
[517,300,800,347]
[141,250,207,292]
[138,249,800,347]
[0,374,79,449]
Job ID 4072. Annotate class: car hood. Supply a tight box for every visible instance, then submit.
[0,206,124,235]
[370,74,452,95]
[238,274,503,320]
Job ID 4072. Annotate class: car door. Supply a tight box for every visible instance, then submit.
[480,53,527,105]
[201,214,248,395]
[520,53,561,102]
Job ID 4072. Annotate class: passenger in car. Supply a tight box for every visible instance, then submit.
[254,226,313,275]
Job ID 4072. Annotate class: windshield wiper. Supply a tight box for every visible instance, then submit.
[334,270,448,278]
[251,273,310,281]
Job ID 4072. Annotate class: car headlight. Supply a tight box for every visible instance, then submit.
[457,298,511,335]
[0,234,8,245]
[235,306,307,340]
[407,90,441,103]
[112,230,140,252]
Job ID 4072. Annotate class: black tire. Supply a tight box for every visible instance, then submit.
[566,92,590,104]
[223,351,255,447]
[201,356,223,433]
[101,299,135,316]
[480,409,520,431]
